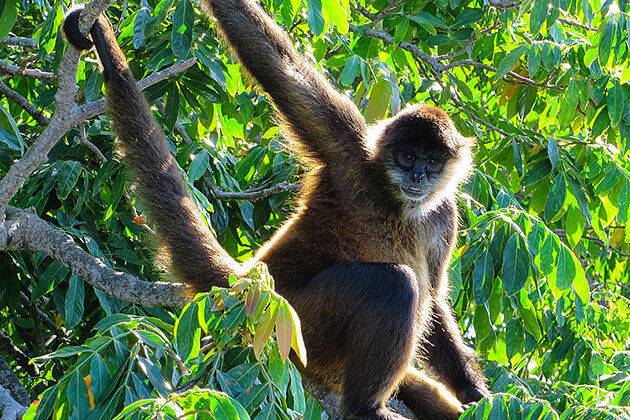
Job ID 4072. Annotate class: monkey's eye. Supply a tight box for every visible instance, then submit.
[396,152,415,169]
[426,158,438,166]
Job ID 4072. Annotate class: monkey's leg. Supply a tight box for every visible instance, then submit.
[423,300,489,404]
[289,263,418,420]
[397,368,464,420]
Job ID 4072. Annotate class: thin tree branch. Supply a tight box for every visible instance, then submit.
[442,59,564,89]
[206,179,300,201]
[0,60,55,80]
[488,0,520,9]
[77,58,197,121]
[1,206,189,307]
[558,17,596,31]
[18,293,67,342]
[0,332,37,377]
[0,81,49,125]
[78,124,106,162]
[1,37,37,49]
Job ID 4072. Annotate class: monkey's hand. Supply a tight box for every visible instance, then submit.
[457,384,491,404]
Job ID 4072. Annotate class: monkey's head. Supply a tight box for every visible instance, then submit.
[370,104,474,210]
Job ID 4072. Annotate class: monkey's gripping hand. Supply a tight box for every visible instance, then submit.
[61,8,241,291]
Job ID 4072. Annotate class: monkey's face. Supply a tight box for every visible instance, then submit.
[387,143,449,202]
[372,104,474,209]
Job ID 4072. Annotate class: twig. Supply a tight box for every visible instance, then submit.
[0,331,38,377]
[206,180,300,201]
[155,98,193,144]
[18,293,67,342]
[2,206,188,307]
[0,60,55,80]
[488,0,519,9]
[0,81,49,125]
[78,124,106,162]
[349,24,444,71]
[77,58,197,121]
[0,382,27,419]
[558,17,596,31]
[0,358,29,407]
[553,229,629,258]
[442,59,564,89]
[1,37,37,49]
[369,0,405,29]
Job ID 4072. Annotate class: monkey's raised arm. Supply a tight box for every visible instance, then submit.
[203,0,368,164]
[63,10,241,292]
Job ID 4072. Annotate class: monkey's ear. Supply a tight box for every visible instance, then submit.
[62,7,94,51]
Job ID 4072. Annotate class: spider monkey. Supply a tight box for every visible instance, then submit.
[63,1,489,418]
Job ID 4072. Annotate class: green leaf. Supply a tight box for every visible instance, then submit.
[496,45,527,78]
[506,317,524,359]
[473,251,494,304]
[530,0,548,34]
[133,7,151,49]
[174,302,201,362]
[598,17,615,66]
[544,173,567,221]
[89,353,110,402]
[65,274,85,329]
[56,161,82,200]
[501,233,530,295]
[555,246,575,290]
[339,56,360,87]
[164,82,180,130]
[0,0,18,40]
[366,78,392,123]
[547,138,559,168]
[306,0,325,37]
[607,81,624,126]
[67,369,90,416]
[171,0,193,58]
[410,12,449,29]
[188,150,209,181]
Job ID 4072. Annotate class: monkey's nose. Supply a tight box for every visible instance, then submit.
[410,172,426,182]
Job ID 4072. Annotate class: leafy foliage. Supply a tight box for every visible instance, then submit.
[0,0,627,419]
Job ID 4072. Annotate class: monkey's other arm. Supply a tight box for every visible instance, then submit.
[63,10,240,291]
[202,0,367,166]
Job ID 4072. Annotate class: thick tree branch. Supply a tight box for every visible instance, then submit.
[2,206,189,307]
[0,382,26,420]
[0,81,49,125]
[0,358,29,407]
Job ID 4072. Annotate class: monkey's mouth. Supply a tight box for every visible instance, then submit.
[400,186,427,200]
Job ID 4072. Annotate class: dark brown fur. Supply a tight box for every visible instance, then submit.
[63,3,489,418]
